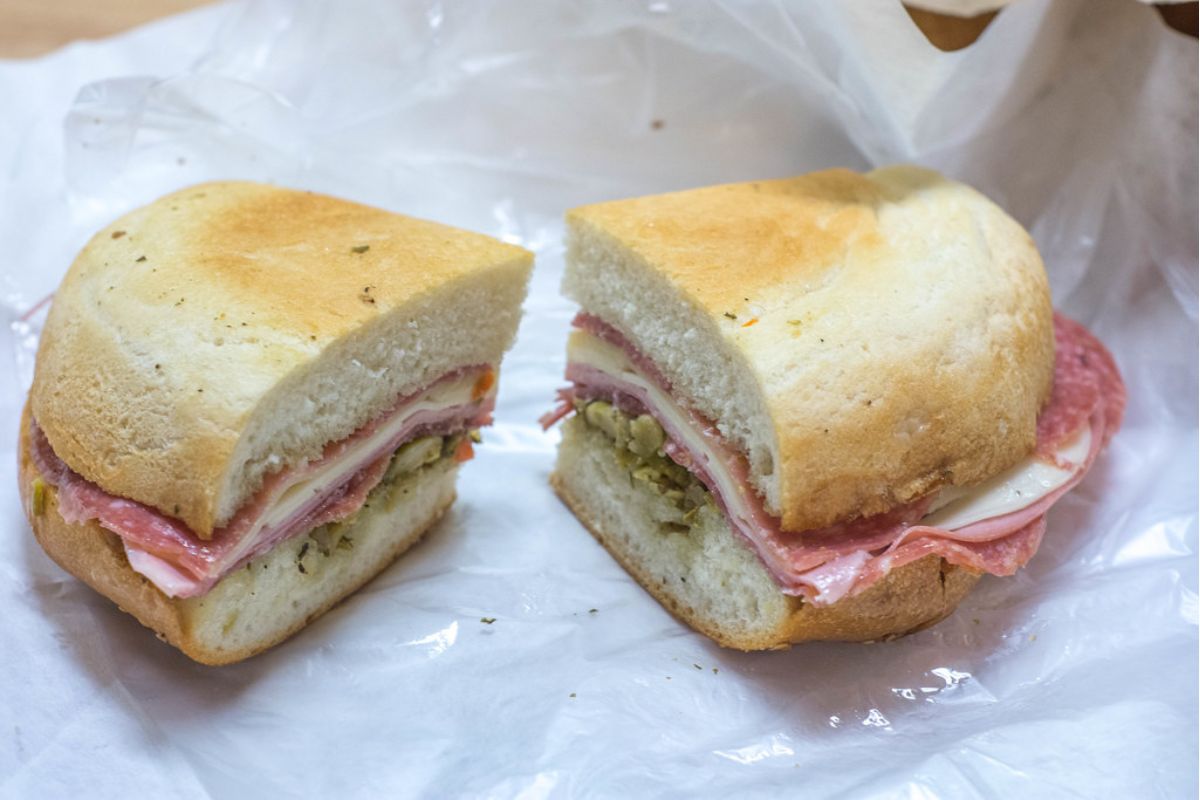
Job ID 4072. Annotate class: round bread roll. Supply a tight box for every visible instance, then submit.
[553,166,1060,647]
[564,166,1054,533]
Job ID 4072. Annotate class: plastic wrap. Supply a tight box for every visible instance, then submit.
[1,1,1195,797]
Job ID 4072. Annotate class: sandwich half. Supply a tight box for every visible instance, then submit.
[543,166,1125,650]
[19,182,532,665]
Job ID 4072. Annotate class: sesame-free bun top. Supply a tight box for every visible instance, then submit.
[31,182,532,538]
[564,165,1054,533]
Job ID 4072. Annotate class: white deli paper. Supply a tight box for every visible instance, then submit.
[1,1,1196,797]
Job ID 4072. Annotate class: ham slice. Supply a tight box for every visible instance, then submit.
[549,313,1125,606]
[32,367,496,598]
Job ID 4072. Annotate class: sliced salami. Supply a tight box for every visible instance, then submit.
[553,312,1124,606]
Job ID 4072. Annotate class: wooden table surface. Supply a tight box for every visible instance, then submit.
[0,0,214,58]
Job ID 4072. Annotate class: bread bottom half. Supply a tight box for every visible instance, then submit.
[551,416,980,650]
[19,408,459,666]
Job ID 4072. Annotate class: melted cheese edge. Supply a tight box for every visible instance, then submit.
[126,371,490,596]
[251,370,484,550]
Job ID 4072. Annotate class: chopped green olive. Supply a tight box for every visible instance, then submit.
[441,433,469,459]
[578,400,712,528]
[584,401,628,445]
[31,478,46,516]
[631,465,659,485]
[629,414,665,458]
[385,435,444,483]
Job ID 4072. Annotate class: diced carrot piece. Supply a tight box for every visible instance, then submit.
[472,369,496,400]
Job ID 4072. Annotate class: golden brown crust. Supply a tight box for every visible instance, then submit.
[551,471,980,650]
[566,165,1054,533]
[19,404,453,666]
[31,181,530,537]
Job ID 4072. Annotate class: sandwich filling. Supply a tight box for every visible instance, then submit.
[30,367,497,598]
[543,314,1125,606]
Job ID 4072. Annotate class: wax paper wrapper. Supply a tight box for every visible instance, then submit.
[0,1,1195,797]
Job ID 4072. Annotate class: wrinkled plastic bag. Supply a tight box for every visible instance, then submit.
[0,1,1195,797]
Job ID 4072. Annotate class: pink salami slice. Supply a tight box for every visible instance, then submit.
[553,312,1125,605]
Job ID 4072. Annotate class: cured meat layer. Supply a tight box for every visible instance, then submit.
[547,314,1125,605]
[32,367,496,598]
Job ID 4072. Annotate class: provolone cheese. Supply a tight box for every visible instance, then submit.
[204,372,482,579]
[566,330,1089,534]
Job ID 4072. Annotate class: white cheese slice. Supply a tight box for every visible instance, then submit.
[220,371,486,570]
[567,330,765,538]
[567,330,1087,533]
[921,425,1089,530]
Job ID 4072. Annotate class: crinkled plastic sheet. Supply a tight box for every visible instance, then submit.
[1,1,1196,797]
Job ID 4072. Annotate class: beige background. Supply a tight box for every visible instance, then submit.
[0,0,213,58]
